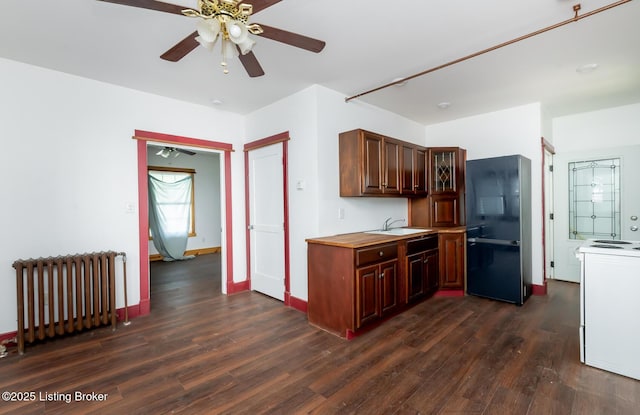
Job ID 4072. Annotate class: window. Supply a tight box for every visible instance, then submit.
[148,166,196,238]
[568,158,620,239]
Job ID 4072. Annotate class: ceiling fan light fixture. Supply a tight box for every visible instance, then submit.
[236,37,255,55]
[157,148,172,158]
[183,0,262,74]
[227,20,246,40]
[197,18,220,43]
[220,38,239,74]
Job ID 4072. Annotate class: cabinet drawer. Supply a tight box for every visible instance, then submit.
[356,243,398,267]
[406,236,438,255]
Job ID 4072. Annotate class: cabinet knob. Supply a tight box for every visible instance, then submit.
[379,273,384,279]
[424,258,429,264]
[379,251,384,256]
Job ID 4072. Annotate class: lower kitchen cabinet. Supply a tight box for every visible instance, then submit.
[356,258,398,329]
[406,235,439,302]
[307,228,466,338]
[307,241,399,338]
[438,231,466,290]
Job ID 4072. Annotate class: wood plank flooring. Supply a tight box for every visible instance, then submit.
[0,253,638,414]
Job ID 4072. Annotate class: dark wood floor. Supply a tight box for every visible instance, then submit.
[1,253,638,414]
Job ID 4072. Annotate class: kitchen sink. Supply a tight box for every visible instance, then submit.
[365,228,431,236]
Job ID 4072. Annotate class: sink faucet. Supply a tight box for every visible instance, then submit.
[382,217,406,231]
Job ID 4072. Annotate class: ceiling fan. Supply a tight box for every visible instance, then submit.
[156,147,197,158]
[97,0,326,77]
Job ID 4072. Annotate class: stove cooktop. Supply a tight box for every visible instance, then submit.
[578,239,640,258]
[593,240,632,244]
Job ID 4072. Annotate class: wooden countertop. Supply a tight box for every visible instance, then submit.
[306,226,466,248]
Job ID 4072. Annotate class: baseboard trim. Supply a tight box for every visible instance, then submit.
[288,295,308,313]
[532,282,548,296]
[0,331,17,343]
[435,289,465,297]
[116,303,146,322]
[149,246,221,262]
[0,303,146,345]
[227,279,250,295]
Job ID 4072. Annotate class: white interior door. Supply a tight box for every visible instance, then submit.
[248,143,285,300]
[553,145,640,282]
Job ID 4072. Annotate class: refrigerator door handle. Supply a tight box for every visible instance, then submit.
[467,237,520,247]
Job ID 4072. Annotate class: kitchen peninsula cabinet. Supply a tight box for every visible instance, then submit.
[307,238,401,337]
[339,129,426,197]
[307,227,466,338]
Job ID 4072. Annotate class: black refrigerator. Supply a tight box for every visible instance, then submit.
[465,155,532,305]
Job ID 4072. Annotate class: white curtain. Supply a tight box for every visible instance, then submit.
[148,174,195,261]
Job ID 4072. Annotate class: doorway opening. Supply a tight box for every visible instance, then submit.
[135,130,235,316]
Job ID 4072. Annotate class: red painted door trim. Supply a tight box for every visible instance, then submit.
[135,130,235,315]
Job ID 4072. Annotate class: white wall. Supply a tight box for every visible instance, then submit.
[147,149,221,255]
[552,103,640,151]
[425,103,545,285]
[0,58,244,334]
[245,85,426,302]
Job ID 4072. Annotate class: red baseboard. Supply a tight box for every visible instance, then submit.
[288,295,308,313]
[0,331,17,343]
[532,282,548,296]
[116,303,146,322]
[0,304,141,344]
[227,280,250,295]
[434,289,465,297]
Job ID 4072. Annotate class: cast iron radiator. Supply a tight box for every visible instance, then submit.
[12,251,124,354]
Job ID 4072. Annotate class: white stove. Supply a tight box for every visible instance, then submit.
[577,239,640,380]
[578,239,640,257]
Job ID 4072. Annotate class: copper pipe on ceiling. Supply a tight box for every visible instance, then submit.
[344,0,633,103]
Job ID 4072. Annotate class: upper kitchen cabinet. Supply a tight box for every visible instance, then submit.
[340,129,400,196]
[430,147,465,194]
[339,129,425,197]
[410,147,467,227]
[401,144,428,196]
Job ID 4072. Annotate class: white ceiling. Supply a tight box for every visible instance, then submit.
[1,0,639,125]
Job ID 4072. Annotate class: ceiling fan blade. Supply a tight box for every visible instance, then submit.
[97,0,185,15]
[175,148,197,156]
[256,24,325,53]
[160,31,199,62]
[240,0,283,14]
[237,49,265,77]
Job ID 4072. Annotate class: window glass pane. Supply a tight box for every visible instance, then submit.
[568,158,620,240]
[148,169,195,236]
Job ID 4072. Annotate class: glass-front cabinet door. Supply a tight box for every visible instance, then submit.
[431,149,458,193]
